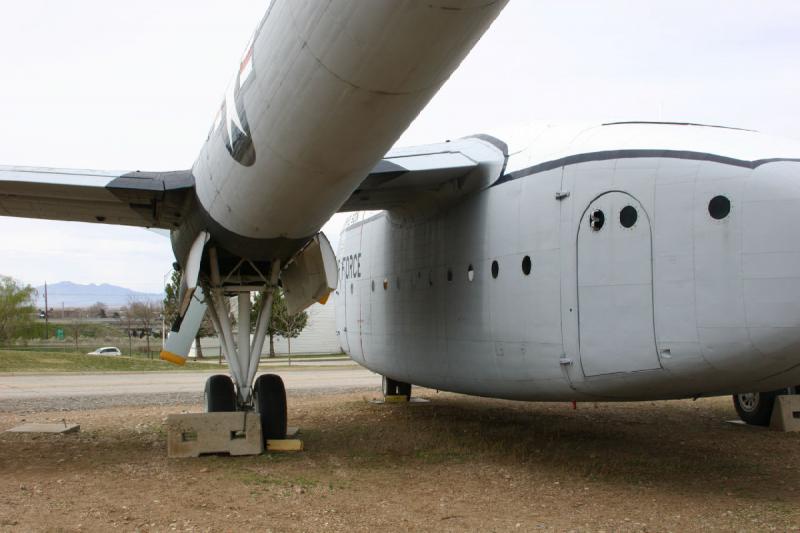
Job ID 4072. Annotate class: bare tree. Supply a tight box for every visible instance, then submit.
[128,298,161,358]
[87,302,107,319]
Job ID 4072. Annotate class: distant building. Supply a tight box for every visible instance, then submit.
[189,302,341,357]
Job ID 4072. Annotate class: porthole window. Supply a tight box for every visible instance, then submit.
[447,269,453,282]
[708,195,731,220]
[383,279,388,291]
[491,260,499,279]
[589,209,605,231]
[522,256,532,276]
[467,264,475,282]
[620,205,638,228]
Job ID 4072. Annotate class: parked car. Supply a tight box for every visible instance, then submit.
[87,347,122,356]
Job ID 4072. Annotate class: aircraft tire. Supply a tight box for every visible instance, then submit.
[205,374,236,412]
[733,391,777,426]
[254,374,288,441]
[381,375,397,396]
[397,381,412,400]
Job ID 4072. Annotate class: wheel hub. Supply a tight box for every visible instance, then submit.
[737,392,760,412]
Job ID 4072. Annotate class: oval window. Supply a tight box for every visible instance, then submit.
[371,280,375,292]
[589,209,605,231]
[467,265,475,282]
[383,279,389,291]
[620,205,638,228]
[522,256,532,276]
[708,195,730,220]
[491,260,499,279]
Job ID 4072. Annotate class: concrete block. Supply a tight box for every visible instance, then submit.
[770,395,800,432]
[6,423,80,434]
[166,412,263,458]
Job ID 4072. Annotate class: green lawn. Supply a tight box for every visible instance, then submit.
[0,349,214,373]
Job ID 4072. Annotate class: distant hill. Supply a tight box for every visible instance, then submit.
[34,281,162,309]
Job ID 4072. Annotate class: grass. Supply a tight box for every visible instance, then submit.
[0,349,214,373]
[0,349,352,373]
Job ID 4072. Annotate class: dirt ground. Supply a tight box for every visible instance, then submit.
[1,389,799,532]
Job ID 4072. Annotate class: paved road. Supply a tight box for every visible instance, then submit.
[0,368,380,400]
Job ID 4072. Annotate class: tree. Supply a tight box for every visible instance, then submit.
[0,276,36,343]
[252,289,308,357]
[87,302,107,319]
[163,270,214,359]
[126,298,161,358]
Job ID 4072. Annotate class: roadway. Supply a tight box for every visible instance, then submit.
[0,367,380,400]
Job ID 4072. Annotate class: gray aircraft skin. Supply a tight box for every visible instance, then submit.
[2,1,800,412]
[335,124,800,401]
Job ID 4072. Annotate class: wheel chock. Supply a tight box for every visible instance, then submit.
[166,412,264,458]
[770,395,800,432]
[266,439,304,452]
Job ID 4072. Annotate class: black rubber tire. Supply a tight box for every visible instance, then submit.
[382,376,411,399]
[382,375,398,396]
[397,381,412,400]
[254,374,287,441]
[205,374,236,412]
[733,391,778,426]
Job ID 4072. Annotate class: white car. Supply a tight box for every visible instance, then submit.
[87,347,122,356]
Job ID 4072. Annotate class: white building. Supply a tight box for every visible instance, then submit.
[190,301,341,357]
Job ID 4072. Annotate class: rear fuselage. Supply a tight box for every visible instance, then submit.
[335,123,800,401]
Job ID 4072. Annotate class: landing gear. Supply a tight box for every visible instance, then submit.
[204,374,236,412]
[382,375,412,400]
[254,374,288,441]
[733,391,778,426]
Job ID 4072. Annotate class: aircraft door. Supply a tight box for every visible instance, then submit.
[577,192,660,376]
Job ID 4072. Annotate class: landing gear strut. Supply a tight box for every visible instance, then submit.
[200,248,288,442]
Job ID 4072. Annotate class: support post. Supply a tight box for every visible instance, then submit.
[248,261,280,387]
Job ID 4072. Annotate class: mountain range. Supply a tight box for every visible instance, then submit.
[34,281,163,309]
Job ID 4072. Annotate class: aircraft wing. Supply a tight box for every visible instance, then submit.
[339,136,508,212]
[0,166,194,229]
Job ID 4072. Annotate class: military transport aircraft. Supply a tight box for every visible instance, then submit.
[2,0,800,445]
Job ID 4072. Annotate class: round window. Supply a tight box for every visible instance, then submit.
[589,209,605,231]
[522,256,532,276]
[467,265,475,282]
[491,260,499,279]
[620,205,638,228]
[708,195,731,220]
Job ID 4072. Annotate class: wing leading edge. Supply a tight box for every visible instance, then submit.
[0,166,194,229]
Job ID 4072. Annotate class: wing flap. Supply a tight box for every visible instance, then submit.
[340,136,507,212]
[0,166,194,228]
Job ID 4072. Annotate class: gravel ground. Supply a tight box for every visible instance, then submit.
[2,389,800,531]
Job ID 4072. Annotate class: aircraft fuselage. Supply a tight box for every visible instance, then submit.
[336,122,800,401]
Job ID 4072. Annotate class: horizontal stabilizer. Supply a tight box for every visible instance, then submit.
[0,166,194,229]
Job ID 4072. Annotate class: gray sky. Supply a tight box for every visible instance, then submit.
[1,0,798,294]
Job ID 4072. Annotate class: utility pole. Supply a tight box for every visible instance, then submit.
[44,281,49,339]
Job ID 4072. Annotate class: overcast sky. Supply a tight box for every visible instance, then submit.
[1,0,798,294]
